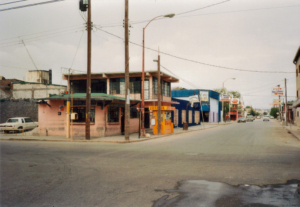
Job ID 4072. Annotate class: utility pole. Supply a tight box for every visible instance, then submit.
[85,0,92,140]
[285,78,287,126]
[277,84,281,122]
[157,52,161,135]
[124,0,130,140]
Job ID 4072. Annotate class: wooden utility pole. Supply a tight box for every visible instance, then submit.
[157,53,161,135]
[285,78,287,126]
[124,0,130,140]
[277,84,281,121]
[85,0,92,140]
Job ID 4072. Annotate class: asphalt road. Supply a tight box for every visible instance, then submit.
[1,119,300,207]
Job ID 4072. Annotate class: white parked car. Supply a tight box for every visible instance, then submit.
[0,117,38,133]
[263,116,270,121]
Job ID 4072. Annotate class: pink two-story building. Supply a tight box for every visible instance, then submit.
[37,71,179,137]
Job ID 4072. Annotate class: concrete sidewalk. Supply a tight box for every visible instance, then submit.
[0,122,232,143]
[281,121,300,141]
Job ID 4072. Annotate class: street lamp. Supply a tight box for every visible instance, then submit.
[222,78,235,123]
[141,13,175,136]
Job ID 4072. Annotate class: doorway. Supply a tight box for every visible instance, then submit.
[145,108,150,128]
[121,108,125,135]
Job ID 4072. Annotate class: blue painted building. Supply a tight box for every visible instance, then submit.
[171,89,221,127]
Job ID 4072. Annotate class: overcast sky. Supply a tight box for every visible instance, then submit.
[1,0,299,109]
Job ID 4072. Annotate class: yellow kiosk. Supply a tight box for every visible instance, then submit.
[149,106,175,135]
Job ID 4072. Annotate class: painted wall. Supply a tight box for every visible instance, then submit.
[26,71,50,83]
[13,83,66,99]
[38,100,139,137]
[0,99,38,123]
[209,98,219,123]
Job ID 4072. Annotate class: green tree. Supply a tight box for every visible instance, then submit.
[255,112,260,116]
[263,112,267,115]
[245,106,251,108]
[270,107,279,118]
[250,108,256,116]
[213,88,241,98]
[227,91,241,98]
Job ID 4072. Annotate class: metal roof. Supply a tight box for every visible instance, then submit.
[62,70,179,83]
[293,46,300,64]
[35,93,141,102]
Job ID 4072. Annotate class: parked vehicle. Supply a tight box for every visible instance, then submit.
[270,116,274,119]
[256,116,261,119]
[246,115,254,122]
[0,117,38,133]
[263,116,270,121]
[237,117,246,123]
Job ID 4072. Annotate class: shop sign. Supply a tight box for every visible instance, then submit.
[199,91,209,103]
[220,94,231,102]
[149,106,175,111]
[272,87,284,96]
[231,98,239,104]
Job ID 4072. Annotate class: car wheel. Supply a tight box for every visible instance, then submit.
[18,126,23,133]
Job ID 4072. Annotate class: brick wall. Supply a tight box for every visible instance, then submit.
[0,99,38,123]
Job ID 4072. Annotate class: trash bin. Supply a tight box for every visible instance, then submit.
[183,122,188,130]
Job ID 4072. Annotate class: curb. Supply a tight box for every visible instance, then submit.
[1,124,220,144]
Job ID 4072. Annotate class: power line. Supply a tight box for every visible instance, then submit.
[0,24,84,42]
[0,0,26,6]
[178,5,300,18]
[21,39,38,70]
[95,27,295,74]
[0,0,64,12]
[96,4,300,28]
[69,31,84,69]
[0,28,85,48]
[160,64,200,89]
[176,0,230,16]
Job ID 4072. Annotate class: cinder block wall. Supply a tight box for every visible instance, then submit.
[0,99,38,123]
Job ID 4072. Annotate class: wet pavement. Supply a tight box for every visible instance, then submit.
[153,180,300,207]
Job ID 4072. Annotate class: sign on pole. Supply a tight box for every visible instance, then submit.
[220,94,231,102]
[272,87,284,96]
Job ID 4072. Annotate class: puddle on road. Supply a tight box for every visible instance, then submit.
[153,180,300,207]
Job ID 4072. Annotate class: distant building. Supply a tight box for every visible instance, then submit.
[0,77,22,99]
[26,70,52,84]
[171,89,221,127]
[292,46,300,126]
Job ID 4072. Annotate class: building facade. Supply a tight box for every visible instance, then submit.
[292,46,300,126]
[171,89,221,127]
[37,71,179,137]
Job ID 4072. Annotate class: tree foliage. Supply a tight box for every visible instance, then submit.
[270,107,279,118]
[214,88,241,98]
[263,112,267,115]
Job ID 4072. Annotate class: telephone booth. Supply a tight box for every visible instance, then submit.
[149,106,175,135]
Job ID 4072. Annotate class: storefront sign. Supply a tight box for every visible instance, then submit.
[199,91,209,103]
[231,98,239,104]
[220,94,231,102]
[272,87,284,96]
[149,106,175,111]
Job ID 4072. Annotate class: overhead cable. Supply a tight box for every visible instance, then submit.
[0,0,26,6]
[95,27,295,74]
[0,0,64,12]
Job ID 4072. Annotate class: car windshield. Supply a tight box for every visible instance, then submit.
[7,119,19,123]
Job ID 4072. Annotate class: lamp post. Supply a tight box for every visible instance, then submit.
[222,78,235,123]
[141,13,175,136]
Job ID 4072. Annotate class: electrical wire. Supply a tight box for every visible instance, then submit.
[176,0,230,16]
[160,64,200,89]
[0,0,64,12]
[0,0,26,6]
[178,5,300,18]
[0,24,84,43]
[94,26,295,74]
[69,31,84,69]
[0,27,85,48]
[20,39,39,70]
